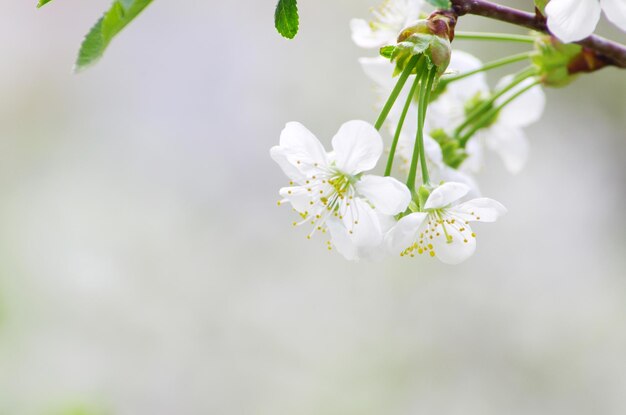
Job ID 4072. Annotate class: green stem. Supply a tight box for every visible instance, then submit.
[406,67,436,192]
[459,79,541,145]
[440,51,535,85]
[418,68,436,186]
[454,31,536,43]
[454,66,537,137]
[384,70,421,177]
[374,55,420,131]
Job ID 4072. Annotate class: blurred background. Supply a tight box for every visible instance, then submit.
[1,0,625,414]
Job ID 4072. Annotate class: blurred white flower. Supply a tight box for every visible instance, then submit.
[350,0,425,49]
[271,120,411,260]
[464,75,546,174]
[358,50,486,195]
[428,51,490,131]
[385,182,506,264]
[545,0,626,43]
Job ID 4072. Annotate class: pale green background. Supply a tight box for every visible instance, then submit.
[1,0,625,414]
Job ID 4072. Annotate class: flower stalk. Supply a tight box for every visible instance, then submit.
[454,66,537,140]
[374,55,420,130]
[454,31,536,43]
[458,79,541,145]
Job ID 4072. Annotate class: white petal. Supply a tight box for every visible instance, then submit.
[341,197,383,247]
[496,76,546,127]
[452,198,507,223]
[484,124,529,174]
[350,18,397,49]
[446,51,490,101]
[277,122,328,174]
[327,218,388,262]
[460,135,484,174]
[279,186,312,214]
[359,56,395,89]
[385,212,428,256]
[424,134,444,167]
[602,0,626,32]
[424,182,470,210]
[546,0,601,42]
[435,167,482,199]
[270,147,306,183]
[431,222,477,264]
[332,120,383,174]
[356,175,411,215]
[327,218,359,261]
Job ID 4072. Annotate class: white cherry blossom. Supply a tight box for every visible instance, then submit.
[545,0,626,43]
[270,120,411,259]
[350,0,425,49]
[464,75,546,174]
[385,182,507,264]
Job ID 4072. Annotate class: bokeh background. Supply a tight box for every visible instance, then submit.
[1,0,626,414]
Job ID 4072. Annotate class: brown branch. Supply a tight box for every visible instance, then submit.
[449,0,626,68]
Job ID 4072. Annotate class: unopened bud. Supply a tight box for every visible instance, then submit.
[387,12,455,77]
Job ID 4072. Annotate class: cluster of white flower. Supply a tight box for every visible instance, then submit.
[270,0,613,264]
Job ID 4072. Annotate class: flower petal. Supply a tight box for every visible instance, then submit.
[327,218,358,261]
[484,124,529,174]
[546,0,601,42]
[332,120,383,174]
[453,198,508,223]
[431,222,477,264]
[327,217,388,261]
[270,147,306,183]
[279,186,312,214]
[424,182,470,210]
[341,197,384,247]
[277,122,328,175]
[436,167,482,199]
[602,0,626,32]
[359,56,395,89]
[496,76,546,127]
[355,175,411,215]
[461,135,485,174]
[385,212,428,256]
[350,18,398,49]
[446,50,489,101]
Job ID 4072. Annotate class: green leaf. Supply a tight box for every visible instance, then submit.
[275,0,299,39]
[36,0,53,8]
[425,0,451,9]
[75,0,153,71]
[380,46,396,59]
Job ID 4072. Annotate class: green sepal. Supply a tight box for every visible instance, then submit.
[431,129,469,169]
[37,0,53,8]
[532,34,582,87]
[417,186,431,210]
[390,33,450,77]
[380,45,396,60]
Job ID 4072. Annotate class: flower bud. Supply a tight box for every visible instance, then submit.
[383,12,456,77]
